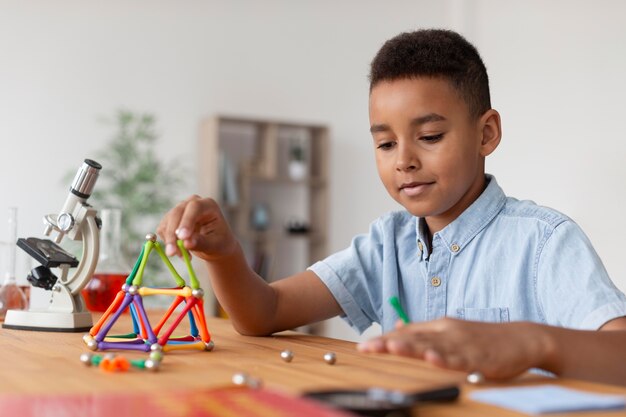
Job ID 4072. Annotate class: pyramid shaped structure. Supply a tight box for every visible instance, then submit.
[83,234,213,355]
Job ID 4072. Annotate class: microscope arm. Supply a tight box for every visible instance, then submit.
[64,211,100,295]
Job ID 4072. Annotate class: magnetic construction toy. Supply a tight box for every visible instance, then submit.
[82,233,213,370]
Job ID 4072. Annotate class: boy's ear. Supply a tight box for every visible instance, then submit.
[478,109,502,157]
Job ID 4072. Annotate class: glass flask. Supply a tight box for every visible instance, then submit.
[0,207,28,321]
[82,208,131,312]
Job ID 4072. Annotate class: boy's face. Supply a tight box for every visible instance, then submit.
[369,77,498,231]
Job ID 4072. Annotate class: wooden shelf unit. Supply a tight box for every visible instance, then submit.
[198,115,330,285]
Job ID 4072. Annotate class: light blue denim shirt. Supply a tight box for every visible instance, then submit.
[310,175,626,334]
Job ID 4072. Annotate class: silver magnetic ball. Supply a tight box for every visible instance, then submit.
[192,288,204,299]
[127,285,138,295]
[232,372,249,386]
[80,352,93,366]
[205,340,215,351]
[146,233,157,242]
[150,343,163,352]
[149,351,163,362]
[280,349,294,363]
[86,339,99,351]
[82,334,94,344]
[145,358,160,371]
[121,283,129,292]
[323,352,337,365]
[103,353,117,360]
[232,372,262,389]
[466,371,485,385]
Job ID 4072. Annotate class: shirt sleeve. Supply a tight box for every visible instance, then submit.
[536,220,626,330]
[308,218,387,334]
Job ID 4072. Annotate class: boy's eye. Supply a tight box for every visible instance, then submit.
[376,141,395,150]
[421,133,444,142]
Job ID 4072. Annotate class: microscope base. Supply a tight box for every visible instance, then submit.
[2,309,92,332]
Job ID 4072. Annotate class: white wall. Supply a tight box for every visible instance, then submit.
[1,0,625,341]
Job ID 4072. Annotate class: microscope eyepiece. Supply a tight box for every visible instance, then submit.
[83,159,102,170]
[70,159,102,199]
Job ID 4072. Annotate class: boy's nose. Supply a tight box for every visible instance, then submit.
[395,143,420,171]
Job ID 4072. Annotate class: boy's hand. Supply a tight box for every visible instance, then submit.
[157,195,239,261]
[357,318,550,381]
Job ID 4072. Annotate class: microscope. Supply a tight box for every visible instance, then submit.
[3,159,102,332]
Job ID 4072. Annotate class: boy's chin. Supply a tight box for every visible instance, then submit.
[391,194,439,218]
[401,204,432,218]
[399,200,447,219]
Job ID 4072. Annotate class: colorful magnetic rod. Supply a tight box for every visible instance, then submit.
[79,352,161,372]
[83,233,215,360]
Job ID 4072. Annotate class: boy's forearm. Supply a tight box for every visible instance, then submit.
[536,323,626,385]
[204,243,278,336]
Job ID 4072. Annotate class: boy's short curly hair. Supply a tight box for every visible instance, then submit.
[369,29,491,119]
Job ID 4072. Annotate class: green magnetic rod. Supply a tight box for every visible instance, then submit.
[389,296,411,324]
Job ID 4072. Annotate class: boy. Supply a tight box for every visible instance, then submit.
[158,29,626,385]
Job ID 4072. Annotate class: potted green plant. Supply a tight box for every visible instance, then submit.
[288,139,307,180]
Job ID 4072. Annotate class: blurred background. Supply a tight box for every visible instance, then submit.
[1,0,625,341]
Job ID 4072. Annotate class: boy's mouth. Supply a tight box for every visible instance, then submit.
[399,181,434,197]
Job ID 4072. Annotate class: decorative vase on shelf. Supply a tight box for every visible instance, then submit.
[288,160,307,181]
[288,140,307,180]
[81,208,131,312]
[250,203,270,231]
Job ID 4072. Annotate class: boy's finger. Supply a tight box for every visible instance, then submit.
[158,200,190,256]
[184,235,198,251]
[423,348,446,368]
[385,337,419,357]
[356,338,385,353]
[388,333,437,358]
[175,196,208,241]
[160,220,180,256]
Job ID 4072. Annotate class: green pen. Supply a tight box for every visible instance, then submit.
[389,296,410,324]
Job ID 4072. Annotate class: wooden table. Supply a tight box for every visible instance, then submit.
[1,313,625,416]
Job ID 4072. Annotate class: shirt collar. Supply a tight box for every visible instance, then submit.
[415,174,507,258]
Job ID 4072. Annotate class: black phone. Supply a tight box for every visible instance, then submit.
[304,385,459,417]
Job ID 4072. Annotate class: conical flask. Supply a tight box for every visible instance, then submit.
[82,208,131,312]
[0,207,28,321]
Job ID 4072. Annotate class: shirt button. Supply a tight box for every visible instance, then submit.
[451,243,460,252]
[431,277,441,287]
[418,241,423,251]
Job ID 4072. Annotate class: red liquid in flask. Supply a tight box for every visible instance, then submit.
[82,273,128,312]
[82,208,131,313]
